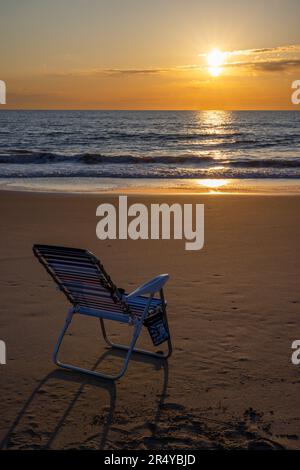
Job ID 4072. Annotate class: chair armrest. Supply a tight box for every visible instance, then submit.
[126,274,170,299]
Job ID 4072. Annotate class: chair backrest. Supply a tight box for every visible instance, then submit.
[33,244,131,316]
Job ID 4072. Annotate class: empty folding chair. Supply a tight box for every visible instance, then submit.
[33,245,172,380]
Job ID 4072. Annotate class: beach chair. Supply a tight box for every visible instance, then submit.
[33,245,172,380]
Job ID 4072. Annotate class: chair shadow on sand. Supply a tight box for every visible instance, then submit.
[0,349,169,450]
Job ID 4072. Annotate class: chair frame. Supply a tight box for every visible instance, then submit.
[33,244,172,381]
[53,288,172,381]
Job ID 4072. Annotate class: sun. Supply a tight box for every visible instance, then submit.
[207,48,225,76]
[207,48,224,67]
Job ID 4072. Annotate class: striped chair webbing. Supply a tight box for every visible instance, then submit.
[77,295,162,321]
[32,244,133,318]
[127,295,162,317]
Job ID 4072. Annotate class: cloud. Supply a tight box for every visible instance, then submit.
[235,44,300,56]
[47,67,170,78]
[198,44,300,73]
[35,43,300,80]
[250,59,300,72]
[104,68,168,75]
[198,44,300,57]
[225,58,300,72]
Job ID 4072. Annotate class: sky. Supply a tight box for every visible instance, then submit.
[1,0,300,109]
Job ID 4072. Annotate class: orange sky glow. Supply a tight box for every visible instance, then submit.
[1,1,300,110]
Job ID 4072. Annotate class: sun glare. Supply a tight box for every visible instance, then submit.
[198,179,229,189]
[207,48,225,77]
[208,67,221,77]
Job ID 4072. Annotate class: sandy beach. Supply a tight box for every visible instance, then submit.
[0,190,300,450]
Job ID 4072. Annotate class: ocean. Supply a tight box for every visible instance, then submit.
[0,110,299,191]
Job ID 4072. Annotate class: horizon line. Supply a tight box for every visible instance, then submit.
[0,108,299,112]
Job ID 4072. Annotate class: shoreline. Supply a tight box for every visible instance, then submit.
[1,177,300,195]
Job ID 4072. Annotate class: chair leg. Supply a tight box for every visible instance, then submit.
[99,313,172,360]
[99,289,172,359]
[53,310,143,381]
